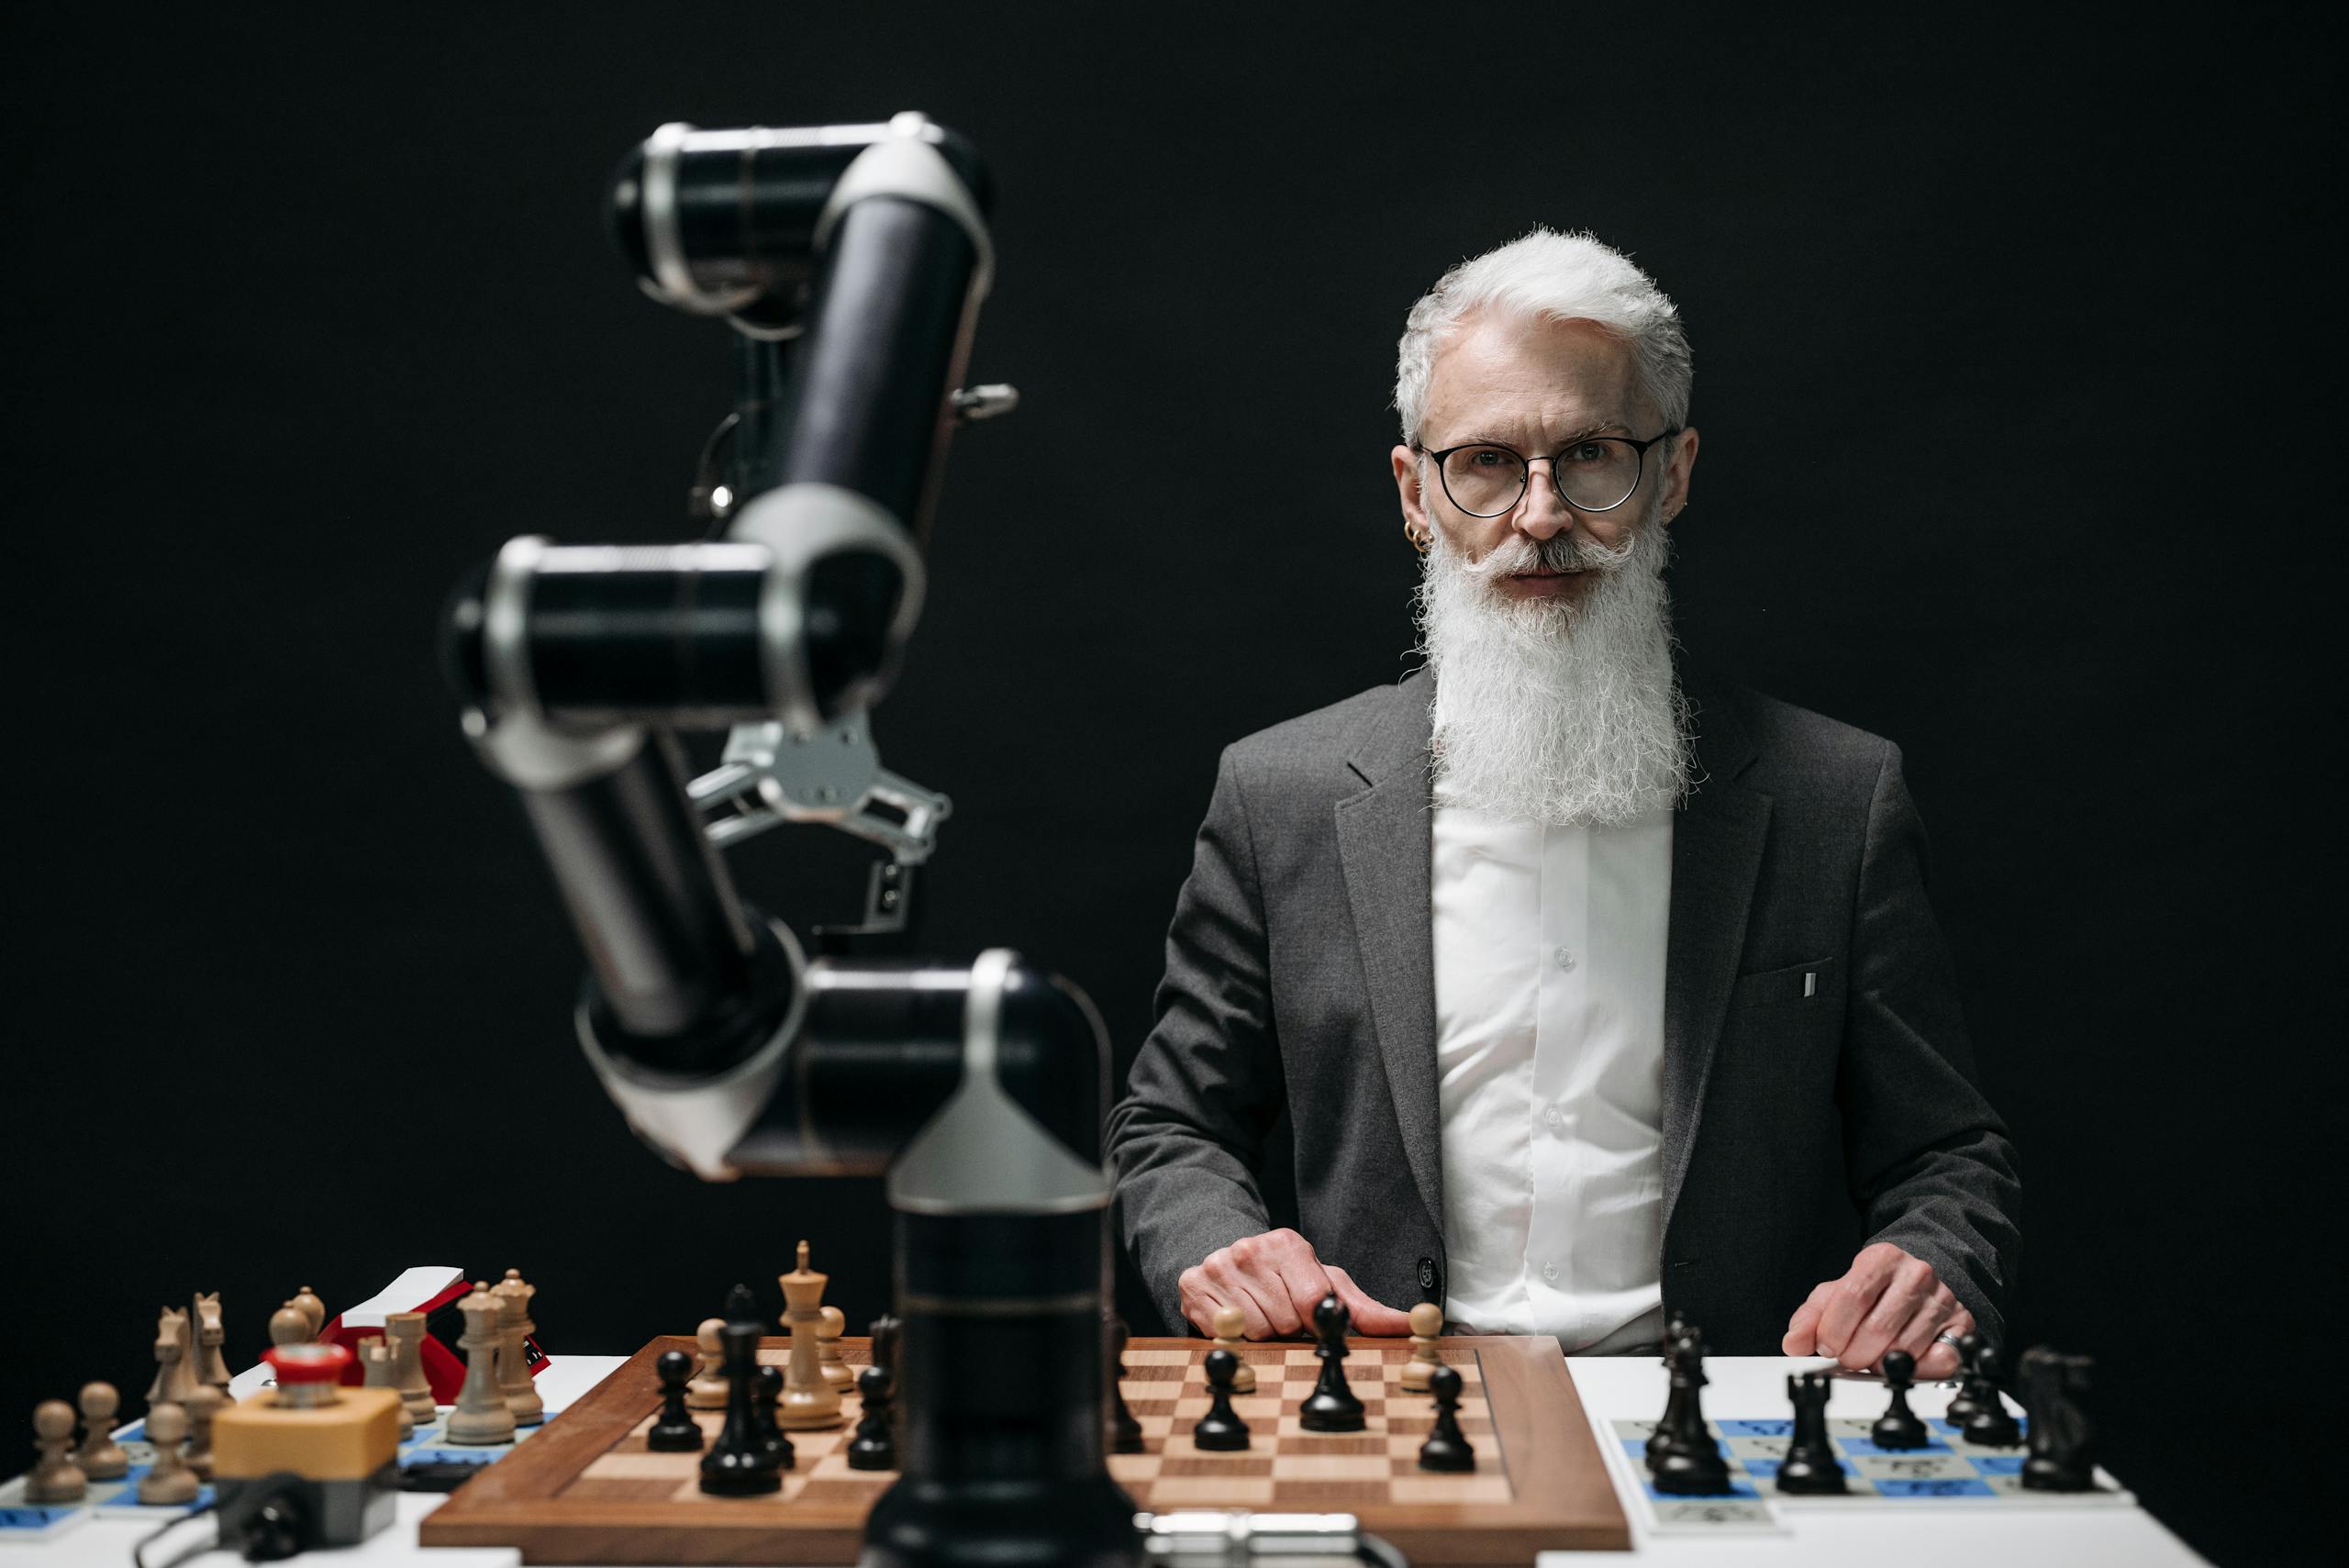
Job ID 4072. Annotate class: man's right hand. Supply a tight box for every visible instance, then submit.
[1179,1228,1415,1339]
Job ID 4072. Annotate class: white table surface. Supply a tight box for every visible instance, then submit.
[19,1352,2207,1567]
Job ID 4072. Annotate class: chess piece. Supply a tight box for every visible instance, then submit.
[443,1283,518,1444]
[493,1270,545,1426]
[1108,1318,1144,1454]
[74,1382,128,1479]
[150,1306,198,1408]
[1961,1340,2022,1447]
[386,1312,437,1422]
[360,1340,413,1440]
[1647,1321,1697,1469]
[1652,1332,1731,1495]
[1400,1302,1443,1394]
[700,1318,783,1495]
[26,1399,86,1503]
[755,1367,793,1468]
[183,1385,225,1480]
[2018,1347,2096,1492]
[1299,1295,1365,1433]
[290,1285,328,1340]
[776,1241,843,1429]
[1417,1363,1475,1472]
[1775,1372,1847,1494]
[138,1403,200,1506]
[1944,1332,1986,1425]
[688,1318,729,1408]
[848,1364,896,1471]
[268,1301,310,1349]
[1209,1306,1257,1395]
[648,1350,704,1451]
[817,1305,852,1392]
[192,1293,234,1401]
[1870,1349,1929,1451]
[1193,1349,1250,1451]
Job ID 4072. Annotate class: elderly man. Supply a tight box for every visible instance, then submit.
[1106,228,2020,1378]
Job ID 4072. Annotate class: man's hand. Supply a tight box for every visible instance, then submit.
[1782,1240,1974,1380]
[1179,1228,1415,1339]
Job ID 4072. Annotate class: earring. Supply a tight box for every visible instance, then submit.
[1405,520,1431,555]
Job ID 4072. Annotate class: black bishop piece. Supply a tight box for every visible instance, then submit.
[1192,1349,1250,1451]
[1298,1295,1365,1433]
[647,1349,704,1452]
[699,1290,783,1496]
[1417,1364,1475,1473]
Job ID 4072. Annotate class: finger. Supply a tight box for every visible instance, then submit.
[1200,1253,1277,1340]
[1890,1285,1959,1374]
[1782,1282,1834,1355]
[1914,1306,1976,1381]
[1842,1258,1938,1372]
[1250,1236,1328,1337]
[1815,1249,1903,1362]
[1179,1267,1223,1337]
[1324,1265,1414,1337]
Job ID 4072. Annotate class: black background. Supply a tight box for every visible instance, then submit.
[6,7,2337,1563]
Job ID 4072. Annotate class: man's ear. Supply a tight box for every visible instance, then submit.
[1663,426,1700,520]
[1392,443,1429,529]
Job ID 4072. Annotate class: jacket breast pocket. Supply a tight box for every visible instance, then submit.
[1731,955,1836,1008]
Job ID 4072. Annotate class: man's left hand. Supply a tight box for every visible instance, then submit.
[1781,1240,1974,1380]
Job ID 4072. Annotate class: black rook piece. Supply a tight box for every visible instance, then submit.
[1192,1350,1250,1451]
[848,1363,896,1471]
[648,1349,705,1452]
[1652,1330,1730,1496]
[2019,1348,2097,1492]
[1870,1350,1929,1451]
[699,1318,782,1495]
[1108,1318,1144,1455]
[1299,1295,1366,1433]
[1417,1364,1475,1473]
[1774,1372,1846,1495]
[1961,1341,2021,1448]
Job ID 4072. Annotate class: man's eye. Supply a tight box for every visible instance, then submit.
[1468,449,1512,468]
[1565,441,1609,463]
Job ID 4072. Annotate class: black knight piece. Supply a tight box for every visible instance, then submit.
[1417,1364,1475,1473]
[1774,1372,1846,1494]
[1298,1296,1366,1433]
[648,1349,705,1452]
[2018,1347,2097,1492]
[1651,1330,1730,1495]
[1108,1318,1144,1455]
[1869,1349,1929,1451]
[699,1317,782,1495]
[1192,1350,1250,1451]
[1960,1340,2021,1448]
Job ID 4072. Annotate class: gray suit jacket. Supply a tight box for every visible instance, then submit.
[1107,664,2021,1351]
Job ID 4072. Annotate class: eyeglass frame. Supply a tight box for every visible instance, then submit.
[1412,428,1683,517]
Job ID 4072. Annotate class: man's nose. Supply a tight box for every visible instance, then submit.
[1513,458,1575,540]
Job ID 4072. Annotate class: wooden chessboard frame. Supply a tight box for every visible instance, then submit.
[420,1334,1630,1563]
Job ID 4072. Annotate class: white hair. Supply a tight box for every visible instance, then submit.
[1394,227,1692,445]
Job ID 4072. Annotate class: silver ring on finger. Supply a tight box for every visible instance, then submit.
[1935,1329,1962,1348]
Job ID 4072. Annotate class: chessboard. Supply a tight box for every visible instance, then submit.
[421,1334,1630,1563]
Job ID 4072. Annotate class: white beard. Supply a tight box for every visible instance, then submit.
[1414,508,1693,827]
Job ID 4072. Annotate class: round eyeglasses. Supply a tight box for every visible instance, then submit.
[1419,428,1681,517]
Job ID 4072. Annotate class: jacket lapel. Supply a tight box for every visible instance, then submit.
[1660,673,1769,1233]
[1334,674,1446,1238]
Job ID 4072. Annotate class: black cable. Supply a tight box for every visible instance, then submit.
[130,1497,217,1568]
[1354,1534,1410,1568]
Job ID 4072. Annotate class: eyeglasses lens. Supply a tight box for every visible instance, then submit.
[1439,442,1642,516]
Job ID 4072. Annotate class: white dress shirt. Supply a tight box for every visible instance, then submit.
[1430,784,1673,1352]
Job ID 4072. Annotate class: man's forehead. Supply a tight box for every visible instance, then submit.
[1424,312,1640,439]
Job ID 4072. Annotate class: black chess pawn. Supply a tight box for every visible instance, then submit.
[1108,1318,1144,1455]
[699,1318,782,1495]
[1652,1338,1730,1494]
[2018,1348,2096,1492]
[753,1364,794,1470]
[1869,1349,1930,1450]
[647,1349,705,1452]
[1944,1332,1986,1426]
[848,1364,896,1471]
[1960,1341,2021,1448]
[1775,1372,1846,1495]
[1417,1364,1476,1473]
[1193,1349,1251,1451]
[1299,1295,1366,1433]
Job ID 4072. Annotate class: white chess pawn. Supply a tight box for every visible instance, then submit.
[1210,1307,1256,1395]
[138,1404,200,1506]
[75,1382,128,1480]
[817,1306,852,1392]
[687,1318,729,1409]
[26,1399,86,1503]
[1399,1302,1444,1394]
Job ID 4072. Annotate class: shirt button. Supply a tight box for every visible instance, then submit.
[1554,946,1575,971]
[1543,1106,1563,1129]
[1542,1260,1560,1282]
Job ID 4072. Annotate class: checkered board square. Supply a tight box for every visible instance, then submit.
[1603,1415,2137,1534]
[421,1333,1631,1563]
